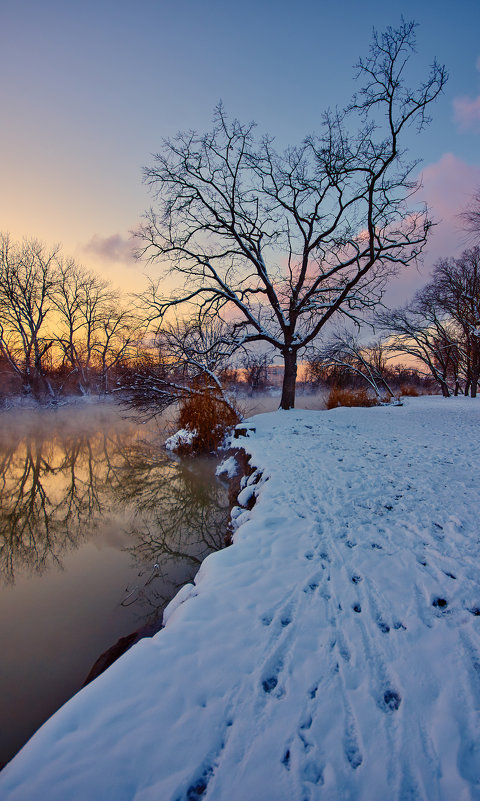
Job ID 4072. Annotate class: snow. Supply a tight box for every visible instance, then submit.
[2,396,480,800]
[215,454,238,479]
[165,427,197,451]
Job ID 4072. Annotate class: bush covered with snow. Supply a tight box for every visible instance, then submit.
[169,386,240,454]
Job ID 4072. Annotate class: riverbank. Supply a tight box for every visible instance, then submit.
[1,397,479,800]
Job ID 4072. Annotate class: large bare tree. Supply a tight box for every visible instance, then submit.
[138,21,446,409]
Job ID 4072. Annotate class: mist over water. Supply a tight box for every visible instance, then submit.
[0,399,229,768]
[0,390,328,768]
[237,388,328,417]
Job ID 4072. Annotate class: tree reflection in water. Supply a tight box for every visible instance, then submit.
[0,410,229,626]
[114,443,229,618]
[0,407,231,769]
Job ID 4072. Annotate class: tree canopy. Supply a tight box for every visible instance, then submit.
[139,21,446,409]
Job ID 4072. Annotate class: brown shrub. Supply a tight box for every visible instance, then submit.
[176,385,240,455]
[327,386,379,410]
[399,384,420,397]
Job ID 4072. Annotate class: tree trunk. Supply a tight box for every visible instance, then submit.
[440,379,450,398]
[280,350,297,410]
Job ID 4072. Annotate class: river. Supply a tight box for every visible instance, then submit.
[0,400,230,769]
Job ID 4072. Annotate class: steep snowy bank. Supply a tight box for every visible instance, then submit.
[1,397,479,800]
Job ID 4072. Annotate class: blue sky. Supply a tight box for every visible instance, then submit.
[1,0,479,300]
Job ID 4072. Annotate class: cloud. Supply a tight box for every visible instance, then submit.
[419,153,480,228]
[83,233,139,264]
[453,95,480,132]
[384,154,480,305]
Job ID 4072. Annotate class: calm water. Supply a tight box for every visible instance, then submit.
[0,401,229,768]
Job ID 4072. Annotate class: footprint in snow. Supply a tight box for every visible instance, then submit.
[383,689,401,712]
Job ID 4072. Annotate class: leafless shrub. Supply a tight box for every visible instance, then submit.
[175,382,240,455]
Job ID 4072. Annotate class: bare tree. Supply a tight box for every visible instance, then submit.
[0,234,59,397]
[316,329,394,398]
[429,247,480,396]
[123,316,238,419]
[93,304,141,394]
[138,21,446,409]
[53,261,137,394]
[460,188,480,243]
[240,351,271,393]
[376,297,460,397]
[53,259,95,391]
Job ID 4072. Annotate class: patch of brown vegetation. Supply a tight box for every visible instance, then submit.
[175,385,240,455]
[327,386,380,409]
[399,384,420,397]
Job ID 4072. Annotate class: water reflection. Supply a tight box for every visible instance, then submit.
[0,405,229,768]
[0,416,228,608]
[115,444,228,615]
[0,426,125,583]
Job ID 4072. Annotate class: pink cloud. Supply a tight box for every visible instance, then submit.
[419,153,480,239]
[84,233,140,264]
[384,154,480,305]
[453,95,480,132]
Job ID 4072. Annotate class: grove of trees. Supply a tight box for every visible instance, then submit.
[0,234,141,400]
[377,246,480,397]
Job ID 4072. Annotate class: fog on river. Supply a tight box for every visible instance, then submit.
[0,399,230,768]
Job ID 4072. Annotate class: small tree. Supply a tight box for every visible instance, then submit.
[317,329,395,398]
[123,316,238,420]
[139,21,446,409]
[240,351,270,393]
[376,298,459,397]
[53,262,119,393]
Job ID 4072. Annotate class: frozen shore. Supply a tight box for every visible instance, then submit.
[1,397,480,800]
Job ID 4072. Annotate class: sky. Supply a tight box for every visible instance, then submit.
[1,0,479,304]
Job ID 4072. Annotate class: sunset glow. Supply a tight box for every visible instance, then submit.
[1,0,479,303]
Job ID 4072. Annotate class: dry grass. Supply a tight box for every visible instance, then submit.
[399,384,420,397]
[176,385,240,455]
[327,386,380,410]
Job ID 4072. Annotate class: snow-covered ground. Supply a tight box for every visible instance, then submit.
[1,397,480,800]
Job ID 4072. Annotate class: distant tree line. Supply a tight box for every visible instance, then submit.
[0,233,141,401]
[304,244,479,400]
[377,246,480,397]
[1,229,479,409]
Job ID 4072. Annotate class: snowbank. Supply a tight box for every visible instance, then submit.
[1,397,480,800]
[164,427,197,451]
